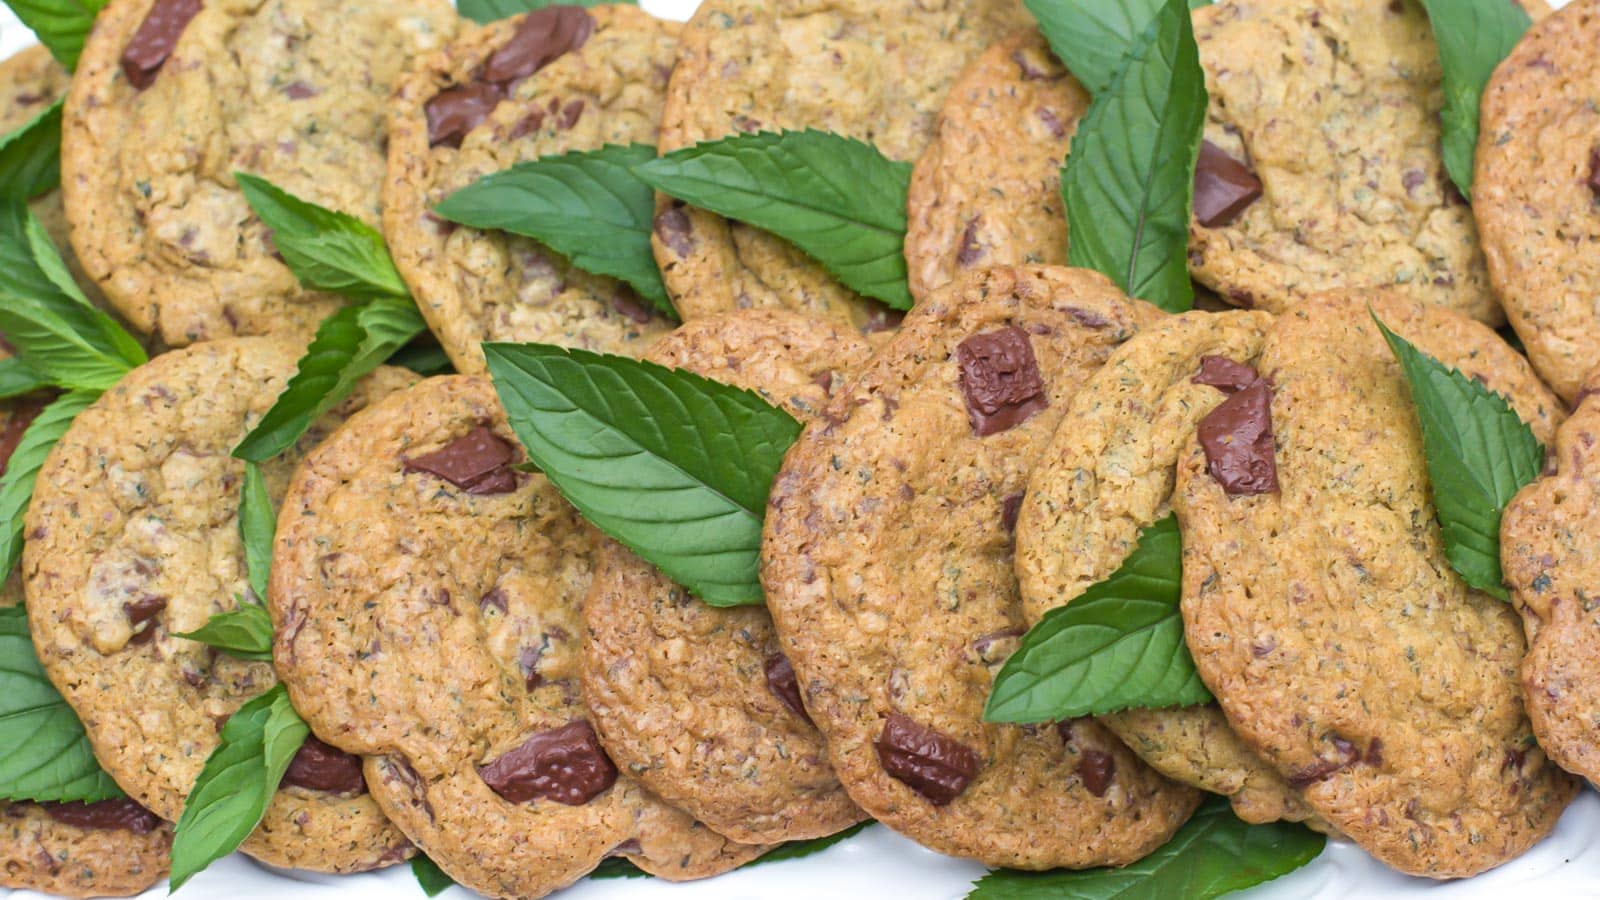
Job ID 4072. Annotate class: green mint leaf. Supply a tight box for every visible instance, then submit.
[635,129,913,310]
[0,606,125,804]
[485,343,801,607]
[0,389,97,584]
[985,515,1211,723]
[4,0,109,70]
[170,683,309,892]
[1419,0,1530,201]
[387,339,454,377]
[0,98,62,200]
[968,797,1323,899]
[233,298,427,462]
[435,144,675,318]
[457,0,632,24]
[746,821,871,867]
[0,357,52,400]
[589,857,651,880]
[234,172,409,301]
[1061,0,1206,313]
[1375,314,1543,599]
[1025,0,1211,96]
[238,462,275,603]
[411,854,457,896]
[173,604,274,662]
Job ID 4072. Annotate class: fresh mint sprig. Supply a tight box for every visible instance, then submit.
[1024,0,1212,96]
[1418,0,1531,200]
[0,98,63,200]
[0,389,97,583]
[4,0,110,70]
[457,0,631,23]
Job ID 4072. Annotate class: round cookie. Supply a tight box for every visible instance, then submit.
[1187,0,1499,324]
[904,29,1086,303]
[268,375,767,900]
[1475,0,1600,403]
[63,0,459,347]
[1175,291,1576,877]
[761,265,1199,869]
[0,799,171,899]
[384,6,679,376]
[23,338,420,873]
[651,0,1031,331]
[582,310,870,844]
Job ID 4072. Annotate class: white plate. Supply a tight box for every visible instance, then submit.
[1,0,1593,897]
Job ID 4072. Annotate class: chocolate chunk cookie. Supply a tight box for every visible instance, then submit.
[652,0,1030,331]
[384,6,679,375]
[904,29,1086,303]
[63,0,459,347]
[269,375,767,900]
[1175,291,1576,877]
[23,338,419,873]
[583,310,871,844]
[1187,0,1499,324]
[762,266,1200,868]
[0,799,171,898]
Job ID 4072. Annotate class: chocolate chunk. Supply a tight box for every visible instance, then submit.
[121,0,203,90]
[861,304,904,334]
[1000,492,1024,532]
[763,653,812,724]
[281,735,367,795]
[1286,735,1363,789]
[874,713,981,806]
[613,293,653,324]
[404,426,520,495]
[956,217,985,267]
[426,82,506,149]
[1197,379,1278,496]
[483,7,595,84]
[42,799,161,834]
[281,80,318,100]
[1588,148,1600,197]
[479,721,616,805]
[124,595,166,627]
[1192,356,1259,394]
[1193,140,1263,228]
[955,326,1048,436]
[1076,748,1116,797]
[654,204,694,258]
[0,399,44,478]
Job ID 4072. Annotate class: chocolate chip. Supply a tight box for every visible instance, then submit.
[280,80,318,100]
[483,7,595,84]
[1076,748,1116,797]
[425,82,505,149]
[508,108,547,140]
[861,304,904,334]
[956,216,985,267]
[124,595,167,627]
[42,799,161,834]
[1036,106,1066,139]
[654,204,694,258]
[480,588,508,614]
[120,0,203,90]
[1193,140,1263,228]
[1192,356,1259,394]
[557,99,584,130]
[1286,735,1363,789]
[764,653,812,724]
[281,735,367,795]
[478,720,617,805]
[612,293,653,324]
[1000,492,1024,532]
[0,400,44,478]
[875,713,981,806]
[1196,379,1278,496]
[1588,148,1600,197]
[955,326,1048,436]
[404,426,520,495]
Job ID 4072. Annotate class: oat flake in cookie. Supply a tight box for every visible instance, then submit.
[22,338,420,873]
[62,0,459,347]
[652,0,1030,333]
[268,375,767,900]
[1175,292,1575,878]
[384,6,679,375]
[761,266,1200,868]
[582,310,871,844]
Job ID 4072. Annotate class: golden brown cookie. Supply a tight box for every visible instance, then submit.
[23,338,419,874]
[0,800,171,899]
[269,374,767,900]
[1175,291,1576,877]
[651,0,1030,332]
[63,0,459,347]
[904,29,1086,303]
[762,265,1200,869]
[384,6,679,375]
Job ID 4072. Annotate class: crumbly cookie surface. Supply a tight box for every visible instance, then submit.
[63,0,458,347]
[652,0,1030,331]
[269,375,766,900]
[23,338,419,874]
[904,29,1085,303]
[0,801,172,899]
[1175,292,1575,877]
[384,6,679,375]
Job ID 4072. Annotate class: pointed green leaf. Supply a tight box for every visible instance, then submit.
[387,339,454,377]
[174,603,274,663]
[0,98,63,200]
[237,462,275,603]
[411,854,457,895]
[0,357,52,400]
[588,858,651,880]
[1418,0,1531,201]
[1025,0,1212,96]
[234,172,409,301]
[4,0,110,70]
[746,821,871,867]
[0,389,97,584]
[457,0,632,24]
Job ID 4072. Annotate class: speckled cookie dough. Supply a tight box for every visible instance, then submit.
[761,266,1200,868]
[384,6,679,376]
[23,338,420,874]
[1175,291,1575,878]
[651,0,1030,331]
[583,310,870,845]
[63,0,459,347]
[269,375,767,900]
[904,29,1085,303]
[1187,0,1500,324]
[0,800,172,899]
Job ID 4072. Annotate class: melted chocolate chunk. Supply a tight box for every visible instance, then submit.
[1000,492,1025,532]
[1588,147,1600,197]
[1286,735,1363,789]
[404,426,520,495]
[654,204,694,258]
[1076,749,1116,797]
[1196,379,1278,496]
[861,304,904,334]
[0,399,44,478]
[425,82,506,149]
[955,326,1047,436]
[42,799,161,834]
[763,653,812,724]
[121,0,203,90]
[1193,140,1263,228]
[478,720,617,805]
[1192,355,1259,395]
[281,735,367,795]
[483,7,596,84]
[124,595,166,627]
[956,217,985,267]
[875,713,981,806]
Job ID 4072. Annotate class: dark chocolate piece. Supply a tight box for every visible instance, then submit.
[1000,492,1025,532]
[955,326,1048,436]
[763,653,811,724]
[42,799,161,834]
[1196,379,1278,496]
[1192,355,1259,395]
[425,83,506,149]
[121,0,204,90]
[654,204,694,258]
[124,595,167,627]
[1588,147,1600,197]
[1193,140,1263,228]
[281,735,367,795]
[478,720,617,805]
[1286,735,1363,789]
[875,713,981,806]
[956,217,985,267]
[483,7,596,84]
[404,426,520,495]
[1076,748,1115,797]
